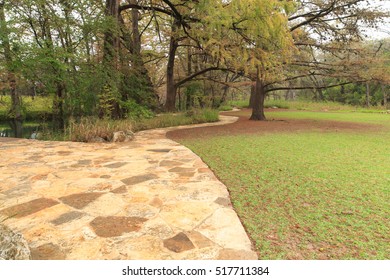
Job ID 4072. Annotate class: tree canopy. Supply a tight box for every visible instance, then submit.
[0,0,389,127]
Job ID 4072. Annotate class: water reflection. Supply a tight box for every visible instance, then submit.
[0,121,40,139]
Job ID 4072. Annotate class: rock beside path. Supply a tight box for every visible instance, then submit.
[0,223,31,260]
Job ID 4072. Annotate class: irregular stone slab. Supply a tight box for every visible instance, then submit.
[160,202,217,231]
[0,224,31,260]
[3,184,31,198]
[83,193,127,216]
[81,226,97,240]
[163,232,195,253]
[159,160,183,167]
[121,174,158,185]
[198,168,211,173]
[59,193,103,209]
[51,211,85,226]
[214,197,232,207]
[78,160,92,165]
[90,216,147,237]
[147,149,171,153]
[116,235,172,260]
[124,204,158,219]
[197,208,253,251]
[30,243,66,260]
[142,218,173,239]
[104,162,128,169]
[0,198,59,218]
[31,174,48,181]
[182,247,220,260]
[169,167,196,173]
[111,186,127,194]
[149,197,163,208]
[57,151,73,156]
[178,172,195,178]
[186,231,215,249]
[218,249,258,260]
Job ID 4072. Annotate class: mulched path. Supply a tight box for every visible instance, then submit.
[167,109,380,140]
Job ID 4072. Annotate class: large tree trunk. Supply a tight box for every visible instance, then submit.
[250,74,266,121]
[100,0,121,119]
[186,44,192,110]
[249,84,256,108]
[103,0,120,68]
[130,1,154,90]
[53,82,65,130]
[1,2,23,136]
[164,21,179,111]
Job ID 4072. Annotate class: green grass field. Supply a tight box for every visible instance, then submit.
[228,99,389,113]
[0,95,52,121]
[178,110,390,259]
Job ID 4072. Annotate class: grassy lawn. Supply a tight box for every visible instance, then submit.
[228,99,388,113]
[0,95,52,121]
[178,110,390,259]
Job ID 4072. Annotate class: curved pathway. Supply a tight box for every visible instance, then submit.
[0,115,257,260]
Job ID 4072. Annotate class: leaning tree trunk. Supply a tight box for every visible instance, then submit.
[250,74,266,121]
[164,21,179,111]
[1,2,23,137]
[249,84,256,109]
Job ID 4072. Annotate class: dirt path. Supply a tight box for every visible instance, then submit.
[167,109,380,140]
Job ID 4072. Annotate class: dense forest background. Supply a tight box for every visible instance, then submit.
[0,0,389,137]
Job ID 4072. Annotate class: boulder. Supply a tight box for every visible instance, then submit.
[112,131,126,142]
[112,131,134,143]
[0,224,31,260]
[125,131,135,141]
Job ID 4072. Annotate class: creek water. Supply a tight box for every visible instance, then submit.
[0,121,40,139]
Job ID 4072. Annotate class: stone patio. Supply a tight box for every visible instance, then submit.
[0,115,257,260]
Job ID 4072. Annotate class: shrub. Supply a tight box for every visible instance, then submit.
[229,100,249,108]
[120,99,154,120]
[218,104,234,111]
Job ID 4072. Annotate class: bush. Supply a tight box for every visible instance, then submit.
[218,104,234,111]
[120,99,154,120]
[229,100,249,108]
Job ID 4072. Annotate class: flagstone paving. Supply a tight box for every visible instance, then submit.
[0,115,258,260]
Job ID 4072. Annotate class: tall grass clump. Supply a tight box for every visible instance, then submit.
[189,108,219,123]
[228,100,250,108]
[67,117,133,142]
[133,109,219,131]
[218,104,234,111]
